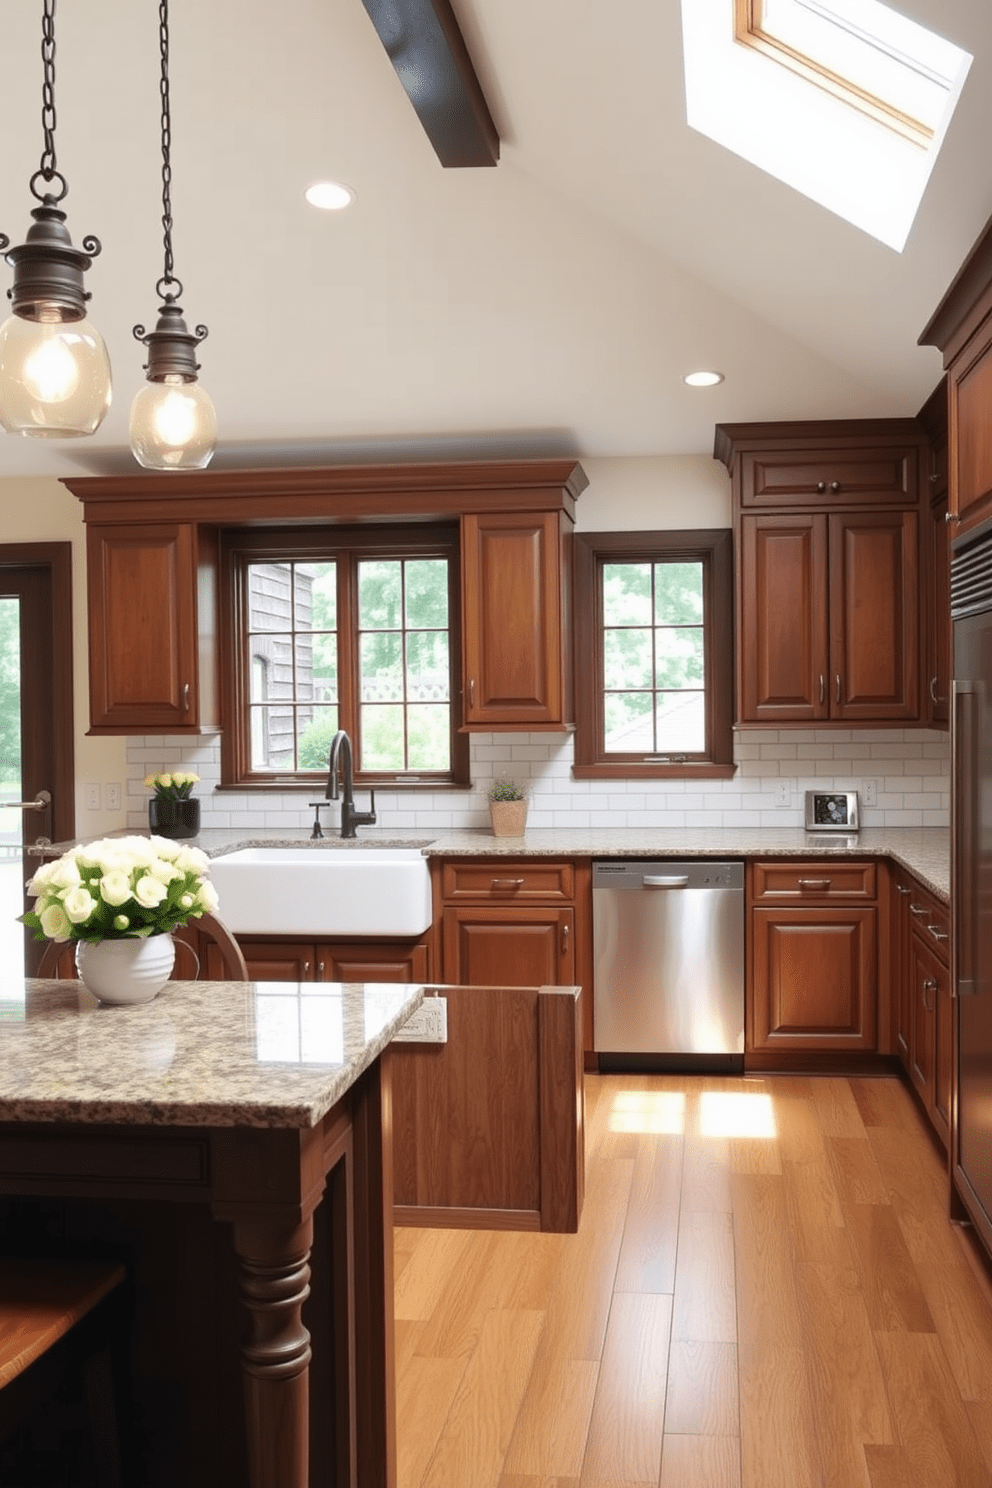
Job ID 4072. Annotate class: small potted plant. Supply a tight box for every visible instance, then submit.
[487,778,528,837]
[145,771,201,839]
[22,835,219,1004]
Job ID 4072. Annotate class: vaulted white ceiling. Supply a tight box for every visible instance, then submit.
[0,0,989,480]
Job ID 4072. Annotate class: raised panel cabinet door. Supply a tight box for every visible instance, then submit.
[892,878,915,1064]
[739,514,829,722]
[315,941,430,983]
[907,929,937,1114]
[751,907,877,1051]
[741,446,921,507]
[239,941,317,981]
[87,523,198,731]
[461,511,566,727]
[951,330,992,533]
[828,510,920,721]
[442,906,575,987]
[928,493,951,725]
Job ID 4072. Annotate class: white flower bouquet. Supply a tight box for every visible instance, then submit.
[22,834,219,945]
[144,771,200,801]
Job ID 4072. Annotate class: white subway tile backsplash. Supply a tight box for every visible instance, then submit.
[125,726,951,834]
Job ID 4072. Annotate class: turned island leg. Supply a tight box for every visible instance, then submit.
[232,1218,314,1488]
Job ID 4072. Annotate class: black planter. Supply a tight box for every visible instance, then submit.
[148,796,201,840]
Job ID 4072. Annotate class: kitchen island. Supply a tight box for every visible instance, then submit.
[0,974,425,1488]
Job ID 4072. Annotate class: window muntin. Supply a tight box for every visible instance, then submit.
[572,531,733,779]
[222,527,466,787]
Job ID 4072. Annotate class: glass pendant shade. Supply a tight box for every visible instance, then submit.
[129,374,217,470]
[0,308,112,437]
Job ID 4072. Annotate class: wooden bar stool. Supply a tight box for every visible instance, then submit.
[0,1258,126,1487]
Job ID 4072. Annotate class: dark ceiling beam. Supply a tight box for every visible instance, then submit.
[359,0,500,167]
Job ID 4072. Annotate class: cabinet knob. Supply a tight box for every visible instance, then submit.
[561,923,570,954]
[816,481,826,493]
[830,481,840,493]
[317,961,325,977]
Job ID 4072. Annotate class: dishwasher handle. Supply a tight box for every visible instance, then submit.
[642,874,690,888]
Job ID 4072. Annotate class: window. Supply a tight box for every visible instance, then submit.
[221,526,469,787]
[572,530,734,779]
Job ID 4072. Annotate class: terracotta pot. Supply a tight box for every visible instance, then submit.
[75,934,176,1005]
[149,796,200,839]
[489,799,527,837]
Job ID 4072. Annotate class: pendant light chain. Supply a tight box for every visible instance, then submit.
[34,0,66,203]
[157,0,180,299]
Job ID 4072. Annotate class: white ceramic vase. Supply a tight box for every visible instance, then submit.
[75,935,176,1006]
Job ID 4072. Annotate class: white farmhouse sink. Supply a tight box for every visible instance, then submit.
[208,847,432,937]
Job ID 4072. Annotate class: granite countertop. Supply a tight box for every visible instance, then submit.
[0,977,424,1129]
[38,825,951,901]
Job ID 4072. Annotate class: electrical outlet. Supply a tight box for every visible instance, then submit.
[774,782,790,808]
[106,782,122,812]
[863,779,878,807]
[86,782,100,811]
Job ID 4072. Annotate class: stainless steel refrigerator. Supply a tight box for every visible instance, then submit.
[951,517,992,1257]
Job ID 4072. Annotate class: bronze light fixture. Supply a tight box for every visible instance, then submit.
[0,0,112,439]
[130,0,216,470]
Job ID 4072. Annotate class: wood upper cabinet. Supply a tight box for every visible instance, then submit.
[739,509,920,723]
[86,522,217,734]
[720,420,926,728]
[460,510,572,729]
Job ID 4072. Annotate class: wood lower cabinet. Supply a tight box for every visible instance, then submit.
[86,521,218,733]
[891,870,952,1146]
[233,937,430,983]
[749,861,878,1060]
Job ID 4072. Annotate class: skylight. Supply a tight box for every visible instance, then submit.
[681,0,972,250]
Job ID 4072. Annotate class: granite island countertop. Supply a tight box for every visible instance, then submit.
[0,977,424,1129]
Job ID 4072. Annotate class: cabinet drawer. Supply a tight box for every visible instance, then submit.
[751,861,876,901]
[907,888,950,963]
[741,448,920,508]
[441,860,574,901]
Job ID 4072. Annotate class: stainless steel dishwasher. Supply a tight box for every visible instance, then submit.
[592,860,745,1072]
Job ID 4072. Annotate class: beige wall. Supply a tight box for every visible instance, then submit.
[2,476,127,836]
[0,454,731,838]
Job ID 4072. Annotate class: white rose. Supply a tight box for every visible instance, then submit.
[62,887,97,925]
[39,902,71,942]
[174,846,209,875]
[100,870,133,907]
[150,836,182,861]
[147,859,182,885]
[196,881,219,913]
[27,862,56,897]
[47,858,82,891]
[134,874,167,909]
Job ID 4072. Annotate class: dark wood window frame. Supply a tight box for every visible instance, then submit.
[572,529,735,780]
[219,524,470,790]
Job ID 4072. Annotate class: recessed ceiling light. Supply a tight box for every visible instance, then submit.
[683,370,725,387]
[305,181,355,211]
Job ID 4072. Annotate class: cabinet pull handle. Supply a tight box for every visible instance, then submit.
[468,678,475,707]
[302,960,310,975]
[819,674,825,704]
[896,884,913,895]
[835,674,842,703]
[926,924,949,943]
[798,878,831,889]
[922,976,937,1012]
[909,904,929,917]
[182,682,191,712]
[491,877,525,889]
[317,961,325,977]
[929,676,943,705]
[816,481,826,493]
[561,923,570,954]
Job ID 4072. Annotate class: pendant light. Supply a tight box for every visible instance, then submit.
[0,0,112,439]
[130,0,216,471]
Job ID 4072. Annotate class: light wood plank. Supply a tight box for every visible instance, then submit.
[420,1309,545,1488]
[397,1351,469,1488]
[782,1154,857,1267]
[680,1133,732,1212]
[664,1340,740,1437]
[863,1445,916,1487]
[841,1200,935,1333]
[613,1133,683,1294]
[501,1358,600,1480]
[731,1173,803,1365]
[738,1347,821,1488]
[660,1434,742,1488]
[394,1227,476,1322]
[874,1330,991,1488]
[539,1154,634,1363]
[498,1477,580,1488]
[794,1261,894,1486]
[580,1292,673,1484]
[672,1209,737,1344]
[827,1136,890,1206]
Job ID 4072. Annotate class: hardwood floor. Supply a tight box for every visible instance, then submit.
[394,1073,992,1488]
